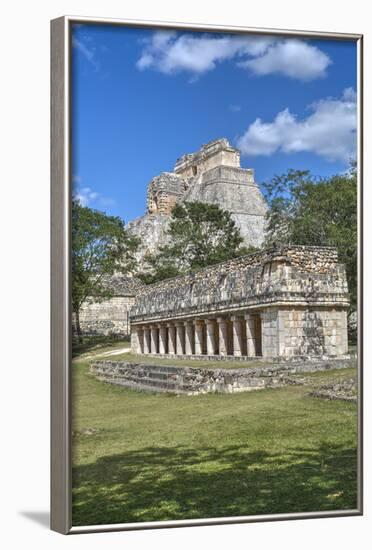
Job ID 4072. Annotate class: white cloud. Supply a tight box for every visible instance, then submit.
[72,37,100,71]
[236,88,357,163]
[136,32,331,81]
[74,186,99,206]
[73,179,116,209]
[238,39,330,81]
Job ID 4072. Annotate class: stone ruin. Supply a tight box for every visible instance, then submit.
[74,138,269,338]
[75,140,351,354]
[72,274,143,338]
[130,246,350,360]
[127,138,268,261]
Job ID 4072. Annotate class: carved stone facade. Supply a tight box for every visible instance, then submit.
[146,173,187,215]
[130,246,349,359]
[127,138,267,261]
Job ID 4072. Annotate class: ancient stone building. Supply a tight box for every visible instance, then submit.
[74,139,269,339]
[73,274,144,337]
[127,138,267,261]
[130,246,349,359]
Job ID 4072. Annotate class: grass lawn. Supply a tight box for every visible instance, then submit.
[105,351,267,369]
[72,354,358,527]
[104,350,356,370]
[72,335,130,358]
[104,353,265,369]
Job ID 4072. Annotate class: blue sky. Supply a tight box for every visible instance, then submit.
[72,24,357,222]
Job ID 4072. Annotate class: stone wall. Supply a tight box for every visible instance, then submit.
[262,307,348,358]
[73,296,135,337]
[146,172,187,215]
[182,164,267,246]
[91,357,355,395]
[174,138,241,178]
[73,274,144,338]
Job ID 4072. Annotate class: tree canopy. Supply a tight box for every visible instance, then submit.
[139,201,254,284]
[263,166,357,309]
[72,199,139,339]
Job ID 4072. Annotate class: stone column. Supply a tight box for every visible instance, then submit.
[158,325,167,354]
[231,315,243,356]
[130,326,140,354]
[175,322,185,355]
[167,323,176,355]
[217,317,228,356]
[143,326,151,354]
[193,320,204,355]
[205,319,217,356]
[184,321,194,355]
[137,327,144,354]
[150,325,158,354]
[244,314,256,357]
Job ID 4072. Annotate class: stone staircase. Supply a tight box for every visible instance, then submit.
[90,360,275,395]
[90,357,356,396]
[91,362,189,394]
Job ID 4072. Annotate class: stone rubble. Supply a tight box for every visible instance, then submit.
[91,358,356,396]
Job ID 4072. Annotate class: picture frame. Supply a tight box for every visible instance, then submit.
[51,15,363,534]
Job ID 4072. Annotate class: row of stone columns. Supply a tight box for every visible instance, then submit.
[133,314,261,357]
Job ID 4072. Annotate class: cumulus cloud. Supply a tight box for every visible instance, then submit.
[73,186,99,206]
[73,179,116,209]
[238,39,330,81]
[136,32,331,81]
[236,88,357,162]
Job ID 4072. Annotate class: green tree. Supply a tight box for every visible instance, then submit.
[263,166,357,309]
[72,200,139,341]
[139,201,255,283]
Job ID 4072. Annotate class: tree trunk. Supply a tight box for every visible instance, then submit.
[75,308,83,345]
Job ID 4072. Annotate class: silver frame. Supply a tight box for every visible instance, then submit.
[51,15,363,535]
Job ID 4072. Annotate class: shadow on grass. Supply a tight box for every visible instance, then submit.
[72,442,357,526]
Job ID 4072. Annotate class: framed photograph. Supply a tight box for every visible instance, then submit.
[51,15,363,534]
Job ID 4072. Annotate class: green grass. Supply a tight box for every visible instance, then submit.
[72,355,357,527]
[104,352,269,369]
[100,350,356,370]
[72,335,130,358]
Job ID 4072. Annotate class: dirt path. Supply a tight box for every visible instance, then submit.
[80,346,131,361]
